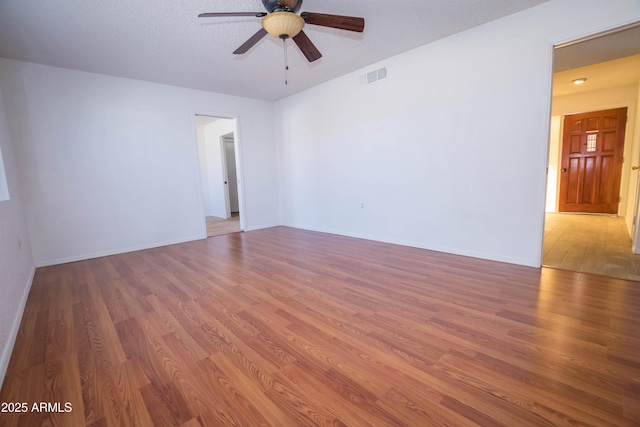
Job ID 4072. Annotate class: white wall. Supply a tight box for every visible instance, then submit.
[0,59,278,266]
[546,116,562,212]
[195,115,217,217]
[0,80,35,387]
[275,0,640,267]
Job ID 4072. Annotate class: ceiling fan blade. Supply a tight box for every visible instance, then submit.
[292,30,322,62]
[233,28,268,54]
[301,12,365,32]
[198,12,267,18]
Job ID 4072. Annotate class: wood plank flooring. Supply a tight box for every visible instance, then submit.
[544,213,640,281]
[205,214,240,238]
[1,226,639,426]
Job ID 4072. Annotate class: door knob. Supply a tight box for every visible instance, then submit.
[632,166,640,171]
[561,168,567,172]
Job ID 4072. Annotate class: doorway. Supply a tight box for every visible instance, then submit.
[542,23,640,280]
[558,107,627,214]
[195,115,243,237]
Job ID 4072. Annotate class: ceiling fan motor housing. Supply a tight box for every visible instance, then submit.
[262,12,305,39]
[262,0,302,13]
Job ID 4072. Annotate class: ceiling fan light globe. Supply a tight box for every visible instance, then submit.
[262,12,305,39]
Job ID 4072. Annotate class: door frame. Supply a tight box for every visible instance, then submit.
[632,173,640,252]
[541,20,640,266]
[192,113,246,236]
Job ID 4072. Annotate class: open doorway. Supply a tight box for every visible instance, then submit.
[195,115,242,237]
[542,23,640,280]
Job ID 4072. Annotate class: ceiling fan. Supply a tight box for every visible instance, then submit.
[198,0,365,63]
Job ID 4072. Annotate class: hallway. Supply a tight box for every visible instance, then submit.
[205,213,240,237]
[543,213,640,281]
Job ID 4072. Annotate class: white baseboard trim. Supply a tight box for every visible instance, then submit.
[0,265,36,389]
[282,223,538,268]
[35,234,206,267]
[244,223,280,232]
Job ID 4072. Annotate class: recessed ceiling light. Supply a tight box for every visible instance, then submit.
[572,78,587,85]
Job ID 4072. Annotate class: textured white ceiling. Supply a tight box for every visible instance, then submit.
[554,24,640,72]
[0,0,550,101]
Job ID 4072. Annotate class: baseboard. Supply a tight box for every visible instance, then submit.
[0,265,36,390]
[282,223,538,268]
[245,223,280,232]
[35,234,206,267]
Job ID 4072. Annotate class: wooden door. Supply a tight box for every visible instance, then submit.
[558,107,627,214]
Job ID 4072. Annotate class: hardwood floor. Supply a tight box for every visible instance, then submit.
[1,226,639,426]
[205,213,240,237]
[543,213,640,281]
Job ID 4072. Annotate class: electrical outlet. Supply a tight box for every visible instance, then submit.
[360,203,365,209]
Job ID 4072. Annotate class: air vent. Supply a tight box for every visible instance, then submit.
[359,67,387,85]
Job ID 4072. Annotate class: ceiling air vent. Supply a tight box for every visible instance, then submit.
[359,67,387,85]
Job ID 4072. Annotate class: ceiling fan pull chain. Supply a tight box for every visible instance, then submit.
[283,38,289,85]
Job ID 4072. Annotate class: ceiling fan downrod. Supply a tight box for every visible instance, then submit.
[262,0,302,14]
[283,38,289,85]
